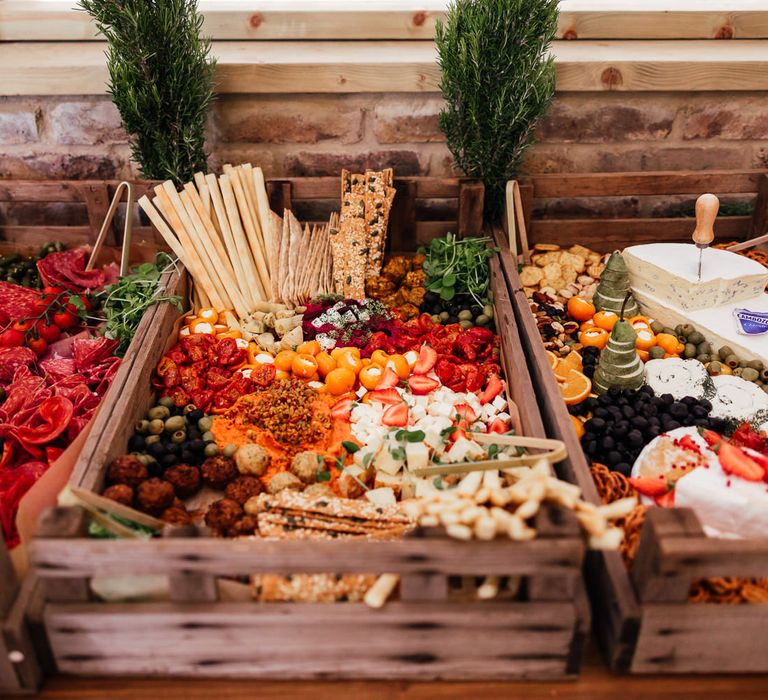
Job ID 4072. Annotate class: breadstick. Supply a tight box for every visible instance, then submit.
[240,163,266,262]
[363,574,399,609]
[253,167,272,252]
[279,213,291,304]
[268,210,284,301]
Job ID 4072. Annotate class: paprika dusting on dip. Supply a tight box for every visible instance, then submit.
[211,377,353,491]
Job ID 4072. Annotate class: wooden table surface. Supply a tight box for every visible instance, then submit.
[34,652,768,700]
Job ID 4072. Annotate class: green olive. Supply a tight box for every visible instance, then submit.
[145,434,161,446]
[719,345,734,361]
[742,367,760,382]
[183,404,198,415]
[482,304,494,319]
[204,443,220,458]
[725,354,740,369]
[648,347,665,360]
[662,327,676,337]
[439,311,450,321]
[135,420,150,434]
[134,454,150,466]
[147,405,170,421]
[674,324,686,336]
[158,396,175,409]
[148,419,165,435]
[459,319,473,330]
[680,324,696,338]
[732,367,744,377]
[696,354,711,364]
[708,361,722,376]
[202,431,214,443]
[475,314,490,326]
[165,415,186,433]
[688,331,705,345]
[747,360,765,372]
[198,416,214,433]
[458,310,473,321]
[223,443,238,458]
[683,343,697,359]
[430,314,441,323]
[171,430,187,444]
[697,342,712,355]
[650,321,664,334]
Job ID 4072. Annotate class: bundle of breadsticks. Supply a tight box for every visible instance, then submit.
[137,163,335,321]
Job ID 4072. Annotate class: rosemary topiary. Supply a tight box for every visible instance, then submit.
[79,0,216,183]
[435,0,559,218]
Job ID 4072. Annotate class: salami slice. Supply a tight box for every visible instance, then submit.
[0,281,38,319]
[37,248,106,292]
[0,347,37,385]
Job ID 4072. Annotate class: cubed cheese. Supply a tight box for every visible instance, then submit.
[374,443,405,475]
[365,487,397,507]
[338,465,368,499]
[354,443,381,469]
[405,441,429,471]
[449,437,486,462]
[492,395,507,412]
[374,472,403,497]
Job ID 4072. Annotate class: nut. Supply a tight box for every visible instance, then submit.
[562,321,580,334]
[551,321,565,334]
[560,289,574,299]
[577,275,594,285]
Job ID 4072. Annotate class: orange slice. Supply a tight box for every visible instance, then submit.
[554,350,583,381]
[570,414,586,439]
[560,369,592,405]
[544,350,558,368]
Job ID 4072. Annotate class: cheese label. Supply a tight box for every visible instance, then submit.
[734,308,768,336]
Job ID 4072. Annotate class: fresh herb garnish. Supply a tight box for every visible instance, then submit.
[341,441,360,454]
[316,471,332,482]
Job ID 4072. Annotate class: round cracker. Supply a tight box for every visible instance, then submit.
[542,262,562,279]
[534,243,560,252]
[520,266,543,286]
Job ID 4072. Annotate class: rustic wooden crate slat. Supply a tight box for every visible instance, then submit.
[26,176,590,681]
[497,174,768,674]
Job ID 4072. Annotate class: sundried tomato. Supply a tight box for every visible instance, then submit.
[165,346,187,365]
[463,365,483,393]
[167,386,190,407]
[251,363,276,388]
[180,366,206,394]
[188,389,214,411]
[181,334,215,363]
[212,338,246,367]
[206,366,232,391]
[155,356,181,388]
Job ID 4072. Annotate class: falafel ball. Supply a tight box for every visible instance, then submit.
[161,506,192,525]
[102,483,134,507]
[164,464,202,499]
[228,515,258,537]
[135,478,175,515]
[267,471,303,494]
[106,455,148,488]
[290,451,322,484]
[201,455,238,489]
[204,498,243,534]
[302,482,335,499]
[224,475,263,505]
[234,444,270,476]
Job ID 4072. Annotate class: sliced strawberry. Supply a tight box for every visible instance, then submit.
[375,366,400,390]
[330,397,354,421]
[718,442,765,482]
[449,427,468,443]
[479,374,503,405]
[748,451,768,482]
[489,418,509,434]
[629,477,670,498]
[382,402,409,427]
[366,388,404,405]
[699,428,722,448]
[407,375,439,395]
[454,403,477,424]
[677,435,702,454]
[413,344,437,375]
[655,490,676,508]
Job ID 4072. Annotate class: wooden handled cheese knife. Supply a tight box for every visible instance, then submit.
[692,193,719,281]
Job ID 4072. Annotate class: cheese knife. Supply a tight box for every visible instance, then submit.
[692,193,719,281]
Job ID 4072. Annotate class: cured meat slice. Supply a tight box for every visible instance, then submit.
[0,281,38,319]
[37,248,107,292]
[0,347,37,385]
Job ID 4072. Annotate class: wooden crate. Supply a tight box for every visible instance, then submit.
[513,169,768,252]
[495,172,768,674]
[0,178,168,695]
[27,176,591,681]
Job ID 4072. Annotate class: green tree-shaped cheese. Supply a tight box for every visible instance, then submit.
[593,296,645,395]
[593,252,639,317]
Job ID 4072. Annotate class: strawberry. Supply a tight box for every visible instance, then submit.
[718,442,765,482]
[407,375,439,395]
[449,427,468,443]
[629,477,670,498]
[375,366,400,391]
[677,435,702,454]
[413,344,437,375]
[382,402,409,427]
[699,428,722,448]
[489,418,509,434]
[748,451,768,482]
[480,374,503,405]
[330,397,354,421]
[655,490,676,508]
[454,403,477,425]
[366,388,403,405]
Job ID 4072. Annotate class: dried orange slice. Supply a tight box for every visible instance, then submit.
[570,414,586,439]
[554,350,583,381]
[560,369,591,405]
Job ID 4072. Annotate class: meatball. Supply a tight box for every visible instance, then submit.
[106,455,148,488]
[303,482,335,499]
[225,475,262,505]
[201,455,238,489]
[402,287,425,307]
[290,451,322,484]
[102,484,134,507]
[382,256,410,283]
[135,478,175,515]
[228,515,258,537]
[235,444,270,476]
[411,252,425,269]
[204,498,243,534]
[365,276,396,299]
[161,506,191,525]
[164,464,201,499]
[403,269,425,288]
[267,471,303,494]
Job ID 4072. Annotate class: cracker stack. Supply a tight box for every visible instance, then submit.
[331,169,396,298]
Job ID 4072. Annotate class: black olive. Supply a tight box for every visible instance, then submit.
[584,440,598,455]
[161,453,177,468]
[128,435,146,452]
[640,385,655,396]
[694,418,711,427]
[187,409,205,423]
[700,399,713,412]
[149,442,166,458]
[601,436,616,451]
[187,428,202,441]
[632,416,649,431]
[614,462,632,477]
[447,315,459,324]
[605,451,622,466]
[147,461,163,478]
[646,425,661,439]
[608,387,621,398]
[627,430,644,447]
[660,393,674,405]
[189,439,206,453]
[593,407,609,419]
[583,366,595,379]
[180,449,196,464]
[681,396,698,406]
[665,420,681,431]
[668,402,688,419]
[585,417,606,432]
[621,405,635,419]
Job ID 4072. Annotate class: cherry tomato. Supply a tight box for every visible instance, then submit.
[38,323,61,344]
[33,296,53,312]
[79,295,94,312]
[12,319,34,333]
[42,286,64,297]
[64,296,81,316]
[53,311,78,330]
[0,329,25,347]
[27,336,48,357]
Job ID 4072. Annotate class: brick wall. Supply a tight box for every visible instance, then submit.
[1,91,766,182]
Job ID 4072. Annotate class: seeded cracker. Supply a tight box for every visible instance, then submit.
[342,173,367,298]
[364,168,395,278]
